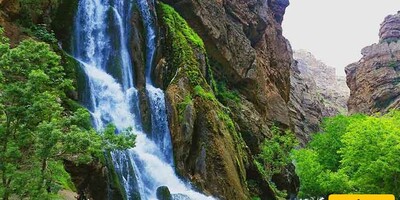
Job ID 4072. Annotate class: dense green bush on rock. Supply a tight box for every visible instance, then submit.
[254,126,298,197]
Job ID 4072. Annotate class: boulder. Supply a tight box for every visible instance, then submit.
[156,186,172,200]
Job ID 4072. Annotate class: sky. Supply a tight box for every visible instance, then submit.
[282,0,400,76]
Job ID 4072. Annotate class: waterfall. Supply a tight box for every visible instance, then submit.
[71,0,215,199]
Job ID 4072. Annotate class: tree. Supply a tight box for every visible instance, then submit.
[293,111,400,199]
[339,111,400,195]
[0,29,135,199]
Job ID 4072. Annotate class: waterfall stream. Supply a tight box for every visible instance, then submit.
[71,0,214,199]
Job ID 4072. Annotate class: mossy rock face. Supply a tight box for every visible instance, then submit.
[156,3,250,199]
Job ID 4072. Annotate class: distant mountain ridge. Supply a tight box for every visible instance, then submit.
[294,50,350,117]
[289,50,349,146]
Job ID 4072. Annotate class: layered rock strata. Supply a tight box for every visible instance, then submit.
[346,12,400,114]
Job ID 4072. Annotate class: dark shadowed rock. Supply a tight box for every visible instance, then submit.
[63,160,124,200]
[156,186,172,200]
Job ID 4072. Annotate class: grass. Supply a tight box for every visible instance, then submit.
[215,81,240,104]
[51,161,76,192]
[194,85,216,101]
[177,94,193,122]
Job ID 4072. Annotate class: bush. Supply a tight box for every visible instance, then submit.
[255,126,298,179]
[31,24,58,44]
[194,85,216,101]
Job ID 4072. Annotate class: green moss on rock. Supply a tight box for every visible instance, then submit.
[157,2,206,87]
[177,94,193,122]
[157,3,250,198]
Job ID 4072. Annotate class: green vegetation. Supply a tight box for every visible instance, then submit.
[30,24,58,44]
[177,94,193,122]
[293,111,400,199]
[194,85,216,101]
[253,126,298,198]
[157,3,203,48]
[256,127,298,178]
[157,2,206,86]
[19,0,61,25]
[215,81,240,104]
[388,60,398,68]
[0,29,135,199]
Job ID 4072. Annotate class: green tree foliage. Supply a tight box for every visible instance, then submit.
[254,126,298,198]
[0,29,135,199]
[19,0,61,25]
[256,126,298,179]
[293,111,400,199]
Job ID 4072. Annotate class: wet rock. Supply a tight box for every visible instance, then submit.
[156,186,172,200]
[63,160,124,200]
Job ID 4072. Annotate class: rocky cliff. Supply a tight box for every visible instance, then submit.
[156,0,300,199]
[289,59,323,146]
[346,11,400,114]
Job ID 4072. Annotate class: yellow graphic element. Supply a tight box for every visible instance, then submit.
[329,194,395,200]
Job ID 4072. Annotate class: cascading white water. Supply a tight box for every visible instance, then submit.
[72,0,215,199]
[137,0,174,166]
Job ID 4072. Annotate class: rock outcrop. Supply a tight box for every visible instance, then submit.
[380,11,400,43]
[346,12,400,114]
[161,0,292,127]
[156,4,250,199]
